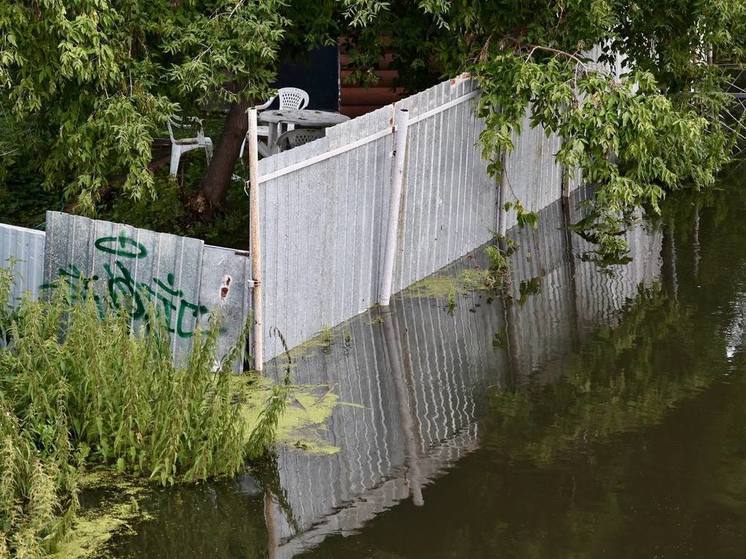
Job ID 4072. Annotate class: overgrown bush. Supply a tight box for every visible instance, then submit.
[0,268,281,557]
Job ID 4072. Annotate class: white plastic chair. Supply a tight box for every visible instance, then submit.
[240,87,310,157]
[274,128,325,151]
[167,116,213,176]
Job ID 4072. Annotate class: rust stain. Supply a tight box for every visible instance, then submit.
[219,275,232,301]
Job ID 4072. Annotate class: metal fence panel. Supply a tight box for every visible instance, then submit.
[44,211,205,361]
[199,245,252,369]
[40,212,250,365]
[258,105,395,361]
[0,223,45,307]
[501,110,564,231]
[393,77,497,292]
[258,77,500,362]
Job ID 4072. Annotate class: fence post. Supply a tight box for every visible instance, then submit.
[379,108,410,306]
[247,108,264,372]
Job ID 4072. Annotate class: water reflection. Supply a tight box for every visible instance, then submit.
[261,190,664,558]
[109,185,746,559]
[264,267,503,558]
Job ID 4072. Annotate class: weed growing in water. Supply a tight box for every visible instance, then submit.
[0,270,285,557]
[484,235,517,290]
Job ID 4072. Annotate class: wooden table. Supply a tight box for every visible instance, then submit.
[259,109,350,154]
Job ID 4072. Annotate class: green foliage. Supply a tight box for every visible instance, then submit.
[484,236,516,290]
[504,201,538,229]
[0,0,287,213]
[2,0,744,258]
[345,0,746,259]
[0,270,285,557]
[477,53,733,260]
[1,290,250,484]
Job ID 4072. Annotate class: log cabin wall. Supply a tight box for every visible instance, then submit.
[340,44,406,118]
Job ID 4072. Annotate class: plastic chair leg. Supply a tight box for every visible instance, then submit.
[169,146,182,176]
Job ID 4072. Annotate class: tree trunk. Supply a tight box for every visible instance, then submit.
[197,100,249,211]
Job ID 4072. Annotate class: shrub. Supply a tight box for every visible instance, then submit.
[0,269,280,557]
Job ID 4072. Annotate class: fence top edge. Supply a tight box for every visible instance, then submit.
[0,222,46,236]
[257,75,480,184]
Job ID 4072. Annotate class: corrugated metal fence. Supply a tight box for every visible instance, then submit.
[256,75,566,362]
[1,215,251,366]
[1,223,45,307]
[4,71,617,365]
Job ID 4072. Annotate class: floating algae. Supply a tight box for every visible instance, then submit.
[235,374,342,455]
[407,268,492,299]
[51,473,153,559]
[53,376,341,558]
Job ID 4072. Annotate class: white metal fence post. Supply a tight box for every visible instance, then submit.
[379,108,410,306]
[247,108,264,371]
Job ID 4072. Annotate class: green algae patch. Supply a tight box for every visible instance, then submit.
[275,386,340,454]
[286,333,334,360]
[407,269,492,299]
[233,374,342,455]
[51,474,152,559]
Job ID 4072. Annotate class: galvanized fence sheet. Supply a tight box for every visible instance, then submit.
[258,105,395,361]
[393,77,498,293]
[258,77,503,361]
[34,212,251,366]
[0,223,45,307]
[500,110,564,232]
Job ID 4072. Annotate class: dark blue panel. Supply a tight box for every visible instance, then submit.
[275,46,340,111]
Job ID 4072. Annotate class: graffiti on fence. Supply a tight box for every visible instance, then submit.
[44,232,209,338]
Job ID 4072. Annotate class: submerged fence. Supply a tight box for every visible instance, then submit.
[254,75,571,363]
[4,74,588,366]
[262,190,663,557]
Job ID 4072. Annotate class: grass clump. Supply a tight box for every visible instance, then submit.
[0,268,284,558]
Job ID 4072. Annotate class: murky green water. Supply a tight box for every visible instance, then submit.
[107,180,746,558]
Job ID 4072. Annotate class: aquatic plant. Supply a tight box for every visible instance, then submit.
[0,271,284,557]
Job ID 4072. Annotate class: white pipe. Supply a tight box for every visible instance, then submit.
[379,108,410,306]
[247,108,263,371]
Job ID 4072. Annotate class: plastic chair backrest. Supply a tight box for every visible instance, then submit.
[277,87,310,111]
[167,116,204,142]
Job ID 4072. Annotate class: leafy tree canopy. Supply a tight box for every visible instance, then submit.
[345,0,746,258]
[1,1,745,257]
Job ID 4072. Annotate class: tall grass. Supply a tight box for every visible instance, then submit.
[0,269,282,557]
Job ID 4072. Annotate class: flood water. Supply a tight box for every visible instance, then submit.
[107,181,746,558]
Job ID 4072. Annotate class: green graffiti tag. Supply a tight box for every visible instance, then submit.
[43,232,208,339]
[94,233,148,259]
